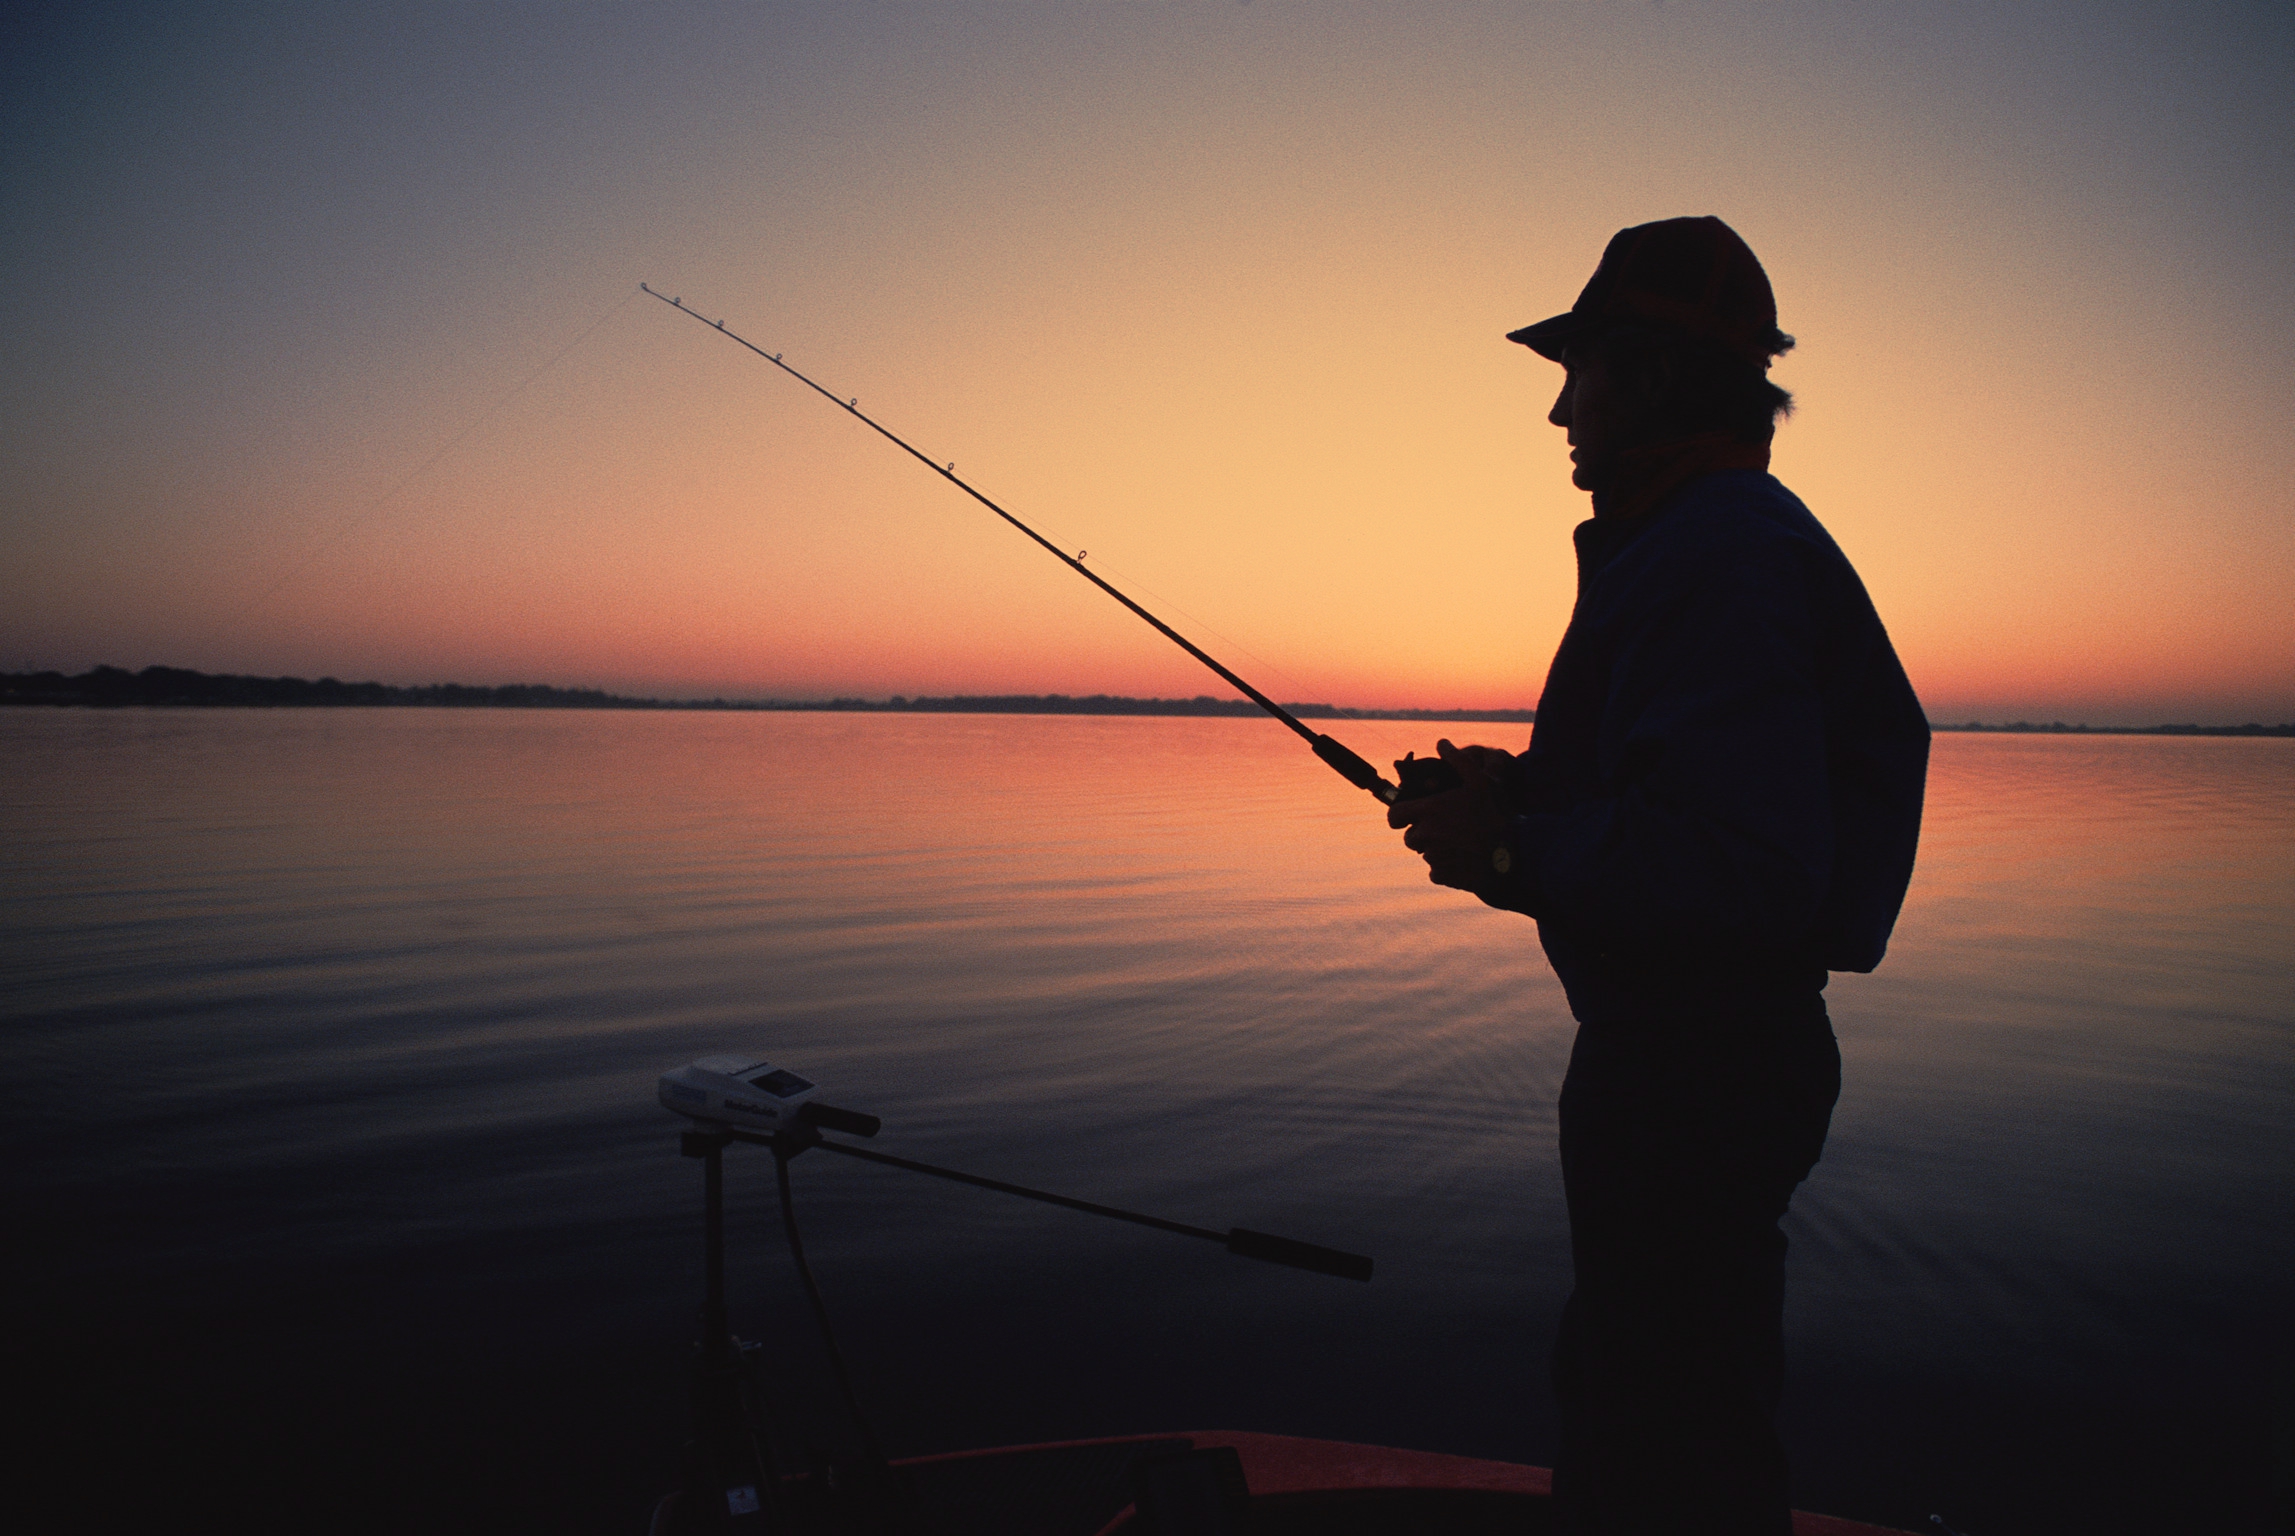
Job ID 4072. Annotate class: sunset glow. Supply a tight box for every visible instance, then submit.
[5,4,2289,723]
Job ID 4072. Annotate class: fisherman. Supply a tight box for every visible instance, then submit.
[1388,217,1928,1535]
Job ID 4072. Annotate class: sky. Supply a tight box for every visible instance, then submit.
[4,1,2290,724]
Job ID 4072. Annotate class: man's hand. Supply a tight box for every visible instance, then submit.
[1387,739,1514,893]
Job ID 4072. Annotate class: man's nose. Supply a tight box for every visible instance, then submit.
[1548,382,1572,429]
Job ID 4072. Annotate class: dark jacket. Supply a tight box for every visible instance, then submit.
[1492,469,1928,1022]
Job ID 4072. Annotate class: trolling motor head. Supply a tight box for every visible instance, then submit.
[659,1056,882,1139]
[660,1055,1367,1280]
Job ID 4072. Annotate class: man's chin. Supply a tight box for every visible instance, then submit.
[1570,458,1609,493]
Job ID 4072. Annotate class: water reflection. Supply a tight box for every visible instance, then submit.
[4,711,2288,1535]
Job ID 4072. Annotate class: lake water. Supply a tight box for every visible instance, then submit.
[4,710,2289,1535]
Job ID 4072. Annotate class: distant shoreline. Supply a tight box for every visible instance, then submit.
[1926,721,2291,737]
[5,666,2288,735]
[0,665,1536,723]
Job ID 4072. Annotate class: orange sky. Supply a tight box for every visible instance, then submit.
[5,4,2290,723]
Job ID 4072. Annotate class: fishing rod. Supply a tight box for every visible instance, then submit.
[639,282,1456,806]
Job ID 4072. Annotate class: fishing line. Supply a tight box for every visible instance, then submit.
[640,283,1430,805]
[249,286,642,607]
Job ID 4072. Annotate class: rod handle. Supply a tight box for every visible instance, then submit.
[1225,1227,1374,1282]
[1311,734,1400,802]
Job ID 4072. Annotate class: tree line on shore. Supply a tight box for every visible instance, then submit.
[6,665,2286,734]
[0,665,1537,722]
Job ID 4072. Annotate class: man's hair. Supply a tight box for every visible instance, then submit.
[1591,323,1797,445]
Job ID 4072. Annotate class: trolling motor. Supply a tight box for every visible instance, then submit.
[659,1057,896,1535]
[653,1055,1374,1533]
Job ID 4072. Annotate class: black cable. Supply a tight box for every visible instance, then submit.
[771,1143,885,1471]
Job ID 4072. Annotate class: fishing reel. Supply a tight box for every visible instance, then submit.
[1308,735,1466,805]
[1390,751,1465,803]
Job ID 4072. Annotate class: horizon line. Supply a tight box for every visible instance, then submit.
[4,664,2293,736]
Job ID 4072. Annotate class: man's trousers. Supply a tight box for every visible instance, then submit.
[1551,987,1841,1536]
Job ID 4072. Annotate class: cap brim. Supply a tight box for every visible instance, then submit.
[1505,312,1576,361]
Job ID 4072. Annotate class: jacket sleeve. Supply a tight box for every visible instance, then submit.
[1501,540,1836,968]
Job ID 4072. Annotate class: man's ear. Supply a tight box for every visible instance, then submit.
[1634,348,1678,415]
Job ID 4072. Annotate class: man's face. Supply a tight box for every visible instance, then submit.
[1547,343,1649,490]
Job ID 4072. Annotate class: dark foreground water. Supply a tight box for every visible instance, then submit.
[4,710,2290,1534]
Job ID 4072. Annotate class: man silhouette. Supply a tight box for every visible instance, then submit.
[1389,217,1928,1534]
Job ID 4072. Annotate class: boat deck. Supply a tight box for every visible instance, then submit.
[653,1429,1915,1534]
